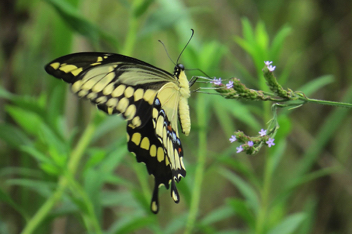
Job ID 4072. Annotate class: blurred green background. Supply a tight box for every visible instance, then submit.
[1,0,352,233]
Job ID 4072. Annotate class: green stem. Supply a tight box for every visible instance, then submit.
[303,97,352,108]
[122,0,143,55]
[184,96,207,234]
[21,123,96,234]
[255,153,273,234]
[66,174,102,234]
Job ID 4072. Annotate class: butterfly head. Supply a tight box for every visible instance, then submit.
[174,64,185,79]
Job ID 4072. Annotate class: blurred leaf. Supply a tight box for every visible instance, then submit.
[0,167,41,178]
[20,145,54,165]
[96,144,127,174]
[11,95,46,117]
[269,25,292,60]
[0,187,29,221]
[219,168,259,213]
[227,198,255,228]
[92,114,124,143]
[5,106,43,136]
[164,212,188,234]
[212,95,261,130]
[268,140,287,176]
[297,75,334,96]
[216,230,245,234]
[44,0,99,42]
[275,115,292,140]
[200,205,234,225]
[268,212,306,234]
[100,191,136,207]
[140,6,194,36]
[6,179,55,198]
[297,198,316,234]
[39,163,61,176]
[273,167,338,206]
[46,85,66,128]
[0,124,32,147]
[83,148,106,171]
[241,18,255,45]
[295,84,352,176]
[133,0,155,18]
[107,212,157,234]
[0,86,13,99]
[115,216,157,234]
[0,220,11,234]
[39,122,69,157]
[198,41,227,71]
[255,21,269,52]
[43,0,116,47]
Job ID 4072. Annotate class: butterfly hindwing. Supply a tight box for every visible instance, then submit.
[152,97,186,186]
[127,119,172,214]
[127,97,186,213]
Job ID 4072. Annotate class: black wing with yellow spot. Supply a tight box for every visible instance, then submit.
[45,52,190,213]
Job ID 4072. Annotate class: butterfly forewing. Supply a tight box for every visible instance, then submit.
[45,52,190,213]
[45,53,176,128]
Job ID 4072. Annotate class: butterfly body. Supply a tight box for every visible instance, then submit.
[45,52,191,213]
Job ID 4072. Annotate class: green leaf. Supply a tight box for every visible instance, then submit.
[298,75,334,96]
[0,187,29,221]
[227,198,255,228]
[268,213,306,234]
[140,7,188,36]
[6,179,55,198]
[269,25,292,60]
[164,213,188,234]
[20,145,54,164]
[39,163,61,176]
[200,206,234,225]
[44,0,116,46]
[255,21,269,53]
[0,123,31,147]
[133,0,155,18]
[241,18,255,45]
[219,168,259,213]
[212,95,261,130]
[6,106,43,136]
[0,86,13,99]
[92,114,124,143]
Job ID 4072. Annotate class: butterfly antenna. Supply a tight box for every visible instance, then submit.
[158,40,176,65]
[187,68,212,79]
[176,29,194,64]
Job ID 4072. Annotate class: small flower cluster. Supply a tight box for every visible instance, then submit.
[229,129,275,154]
[210,77,234,89]
[210,77,222,86]
[264,61,276,72]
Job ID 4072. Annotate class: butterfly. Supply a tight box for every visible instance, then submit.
[45,49,192,213]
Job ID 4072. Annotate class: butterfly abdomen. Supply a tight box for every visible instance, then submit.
[177,70,191,136]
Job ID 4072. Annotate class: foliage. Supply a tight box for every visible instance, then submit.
[1,0,352,234]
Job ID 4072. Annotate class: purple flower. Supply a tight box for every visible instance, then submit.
[214,78,222,85]
[264,61,273,66]
[259,129,267,136]
[210,77,222,85]
[229,135,237,143]
[226,81,233,89]
[210,78,217,84]
[268,65,276,72]
[236,145,243,153]
[266,138,275,147]
[248,141,253,147]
